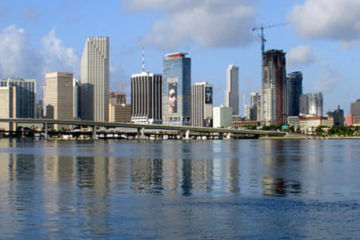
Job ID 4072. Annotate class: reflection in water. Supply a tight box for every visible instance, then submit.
[262,140,302,196]
[0,139,360,239]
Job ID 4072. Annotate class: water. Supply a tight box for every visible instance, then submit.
[0,139,360,239]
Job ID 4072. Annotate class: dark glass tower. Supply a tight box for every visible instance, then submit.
[287,71,303,116]
[162,53,191,125]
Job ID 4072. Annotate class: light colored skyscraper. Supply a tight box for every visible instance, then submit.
[225,65,239,115]
[0,78,36,118]
[162,53,191,126]
[45,72,74,130]
[261,50,287,126]
[80,36,109,122]
[131,71,162,124]
[191,82,213,127]
[300,92,323,116]
[0,86,16,131]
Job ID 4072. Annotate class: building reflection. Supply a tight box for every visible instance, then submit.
[130,158,163,194]
[262,140,302,196]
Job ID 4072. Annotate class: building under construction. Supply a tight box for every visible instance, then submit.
[261,50,287,126]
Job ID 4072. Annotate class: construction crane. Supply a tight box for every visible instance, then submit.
[251,23,288,55]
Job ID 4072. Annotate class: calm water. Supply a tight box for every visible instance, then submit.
[0,139,360,239]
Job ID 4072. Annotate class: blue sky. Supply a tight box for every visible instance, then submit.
[0,0,359,114]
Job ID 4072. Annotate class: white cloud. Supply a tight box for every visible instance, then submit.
[0,25,80,98]
[124,0,256,49]
[41,28,79,76]
[287,45,315,66]
[289,0,360,42]
[313,68,344,93]
[0,25,42,79]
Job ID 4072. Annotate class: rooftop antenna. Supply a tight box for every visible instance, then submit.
[142,45,145,72]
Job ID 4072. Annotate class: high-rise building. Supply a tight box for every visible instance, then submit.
[35,100,43,118]
[250,92,261,121]
[73,79,81,119]
[327,105,344,126]
[162,52,191,126]
[0,78,36,118]
[80,36,109,122]
[131,71,162,124]
[300,92,323,116]
[109,92,126,105]
[45,72,74,130]
[287,71,302,116]
[191,82,213,127]
[0,86,16,130]
[261,50,287,125]
[350,99,360,116]
[225,65,239,115]
[213,105,233,128]
[109,104,131,123]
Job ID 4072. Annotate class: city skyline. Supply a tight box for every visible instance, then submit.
[0,1,359,114]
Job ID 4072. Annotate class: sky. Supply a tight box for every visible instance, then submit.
[0,0,359,114]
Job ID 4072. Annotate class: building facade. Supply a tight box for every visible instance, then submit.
[225,65,239,115]
[45,72,74,130]
[213,105,232,128]
[0,78,36,118]
[162,53,191,126]
[191,82,213,127]
[327,105,344,126]
[80,36,109,122]
[131,72,162,124]
[250,92,261,121]
[350,99,360,116]
[261,50,287,126]
[287,71,302,116]
[109,104,131,123]
[0,86,16,130]
[300,92,323,116]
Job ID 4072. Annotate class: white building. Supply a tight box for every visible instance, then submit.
[191,82,213,127]
[213,105,233,128]
[0,86,16,131]
[225,65,239,115]
[80,36,109,122]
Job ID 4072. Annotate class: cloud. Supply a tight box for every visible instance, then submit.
[21,8,42,21]
[41,28,80,77]
[0,25,42,79]
[289,0,360,42]
[287,45,315,66]
[0,25,80,98]
[124,0,256,50]
[313,68,344,93]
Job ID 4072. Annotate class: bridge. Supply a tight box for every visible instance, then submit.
[0,118,286,139]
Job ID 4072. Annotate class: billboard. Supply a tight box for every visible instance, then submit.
[168,78,178,113]
[205,87,213,104]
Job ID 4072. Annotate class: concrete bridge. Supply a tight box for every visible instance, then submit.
[0,118,286,139]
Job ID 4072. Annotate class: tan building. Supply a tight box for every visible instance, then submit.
[298,115,334,134]
[0,86,16,131]
[109,103,131,123]
[45,72,74,130]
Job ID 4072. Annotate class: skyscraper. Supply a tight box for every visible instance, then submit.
[162,53,191,126]
[261,50,287,126]
[44,72,74,130]
[225,65,239,115]
[80,36,109,122]
[131,72,162,124]
[191,82,213,127]
[0,78,36,118]
[350,99,360,116]
[250,92,261,121]
[300,92,323,116]
[286,71,302,116]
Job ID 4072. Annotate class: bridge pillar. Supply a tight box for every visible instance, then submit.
[44,122,48,140]
[137,127,146,139]
[185,130,190,140]
[92,126,97,139]
[226,132,232,139]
